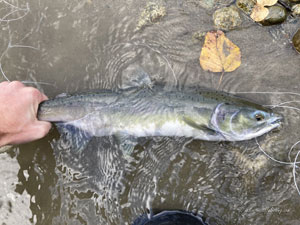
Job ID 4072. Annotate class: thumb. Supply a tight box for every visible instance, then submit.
[34,121,52,139]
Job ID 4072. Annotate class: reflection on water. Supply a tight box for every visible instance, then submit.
[1,0,300,224]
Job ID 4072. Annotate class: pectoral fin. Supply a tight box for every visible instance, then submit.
[55,123,92,152]
[183,116,217,136]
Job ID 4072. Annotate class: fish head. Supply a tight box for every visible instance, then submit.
[210,103,282,141]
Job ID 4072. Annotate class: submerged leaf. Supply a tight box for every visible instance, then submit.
[250,0,278,22]
[199,30,241,73]
[257,0,278,6]
[251,4,269,21]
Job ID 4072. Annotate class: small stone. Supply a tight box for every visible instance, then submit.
[136,2,166,30]
[0,145,13,153]
[292,4,300,16]
[236,0,255,15]
[213,6,242,31]
[198,0,216,10]
[292,29,300,53]
[260,5,287,26]
[192,31,206,41]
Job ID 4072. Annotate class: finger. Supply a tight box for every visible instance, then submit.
[34,121,52,138]
[24,87,44,102]
[23,87,48,113]
[9,80,25,89]
[0,81,9,87]
[40,93,49,101]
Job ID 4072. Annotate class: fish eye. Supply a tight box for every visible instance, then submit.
[255,113,265,121]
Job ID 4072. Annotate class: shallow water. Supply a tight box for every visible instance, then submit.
[1,0,300,224]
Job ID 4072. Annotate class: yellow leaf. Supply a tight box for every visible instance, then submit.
[199,30,241,73]
[250,0,277,22]
[257,0,277,7]
[250,4,269,21]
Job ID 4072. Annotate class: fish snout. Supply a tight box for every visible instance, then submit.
[269,114,283,126]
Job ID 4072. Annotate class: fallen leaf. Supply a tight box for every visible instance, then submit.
[250,0,277,22]
[200,30,241,72]
[257,0,277,6]
[251,4,269,21]
[199,30,241,87]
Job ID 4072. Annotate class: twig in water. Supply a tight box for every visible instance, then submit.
[255,138,297,165]
[288,141,300,162]
[293,150,300,196]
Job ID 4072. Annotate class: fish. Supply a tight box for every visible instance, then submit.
[37,84,282,154]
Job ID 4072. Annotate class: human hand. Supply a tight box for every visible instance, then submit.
[0,81,51,147]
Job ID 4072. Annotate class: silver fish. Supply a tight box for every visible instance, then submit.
[38,85,281,153]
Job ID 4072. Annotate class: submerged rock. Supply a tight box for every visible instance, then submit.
[192,31,206,41]
[292,4,300,16]
[213,6,242,31]
[292,29,300,53]
[236,0,255,15]
[260,5,287,26]
[136,2,166,30]
[0,145,13,153]
[198,0,216,9]
[187,0,234,10]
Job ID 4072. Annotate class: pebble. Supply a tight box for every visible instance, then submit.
[260,5,287,26]
[136,2,166,30]
[213,6,242,31]
[197,0,216,10]
[192,31,206,41]
[236,0,255,15]
[292,4,300,16]
[292,29,300,53]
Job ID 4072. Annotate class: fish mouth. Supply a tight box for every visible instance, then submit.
[269,116,282,126]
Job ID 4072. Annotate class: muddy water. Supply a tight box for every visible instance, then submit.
[1,0,300,224]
